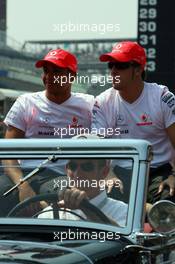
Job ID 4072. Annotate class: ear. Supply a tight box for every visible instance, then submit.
[65,164,73,178]
[41,73,46,85]
[65,163,71,173]
[100,165,110,179]
[134,66,142,77]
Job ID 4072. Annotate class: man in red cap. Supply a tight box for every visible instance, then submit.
[0,49,94,216]
[92,41,175,204]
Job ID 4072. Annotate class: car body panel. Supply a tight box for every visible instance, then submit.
[0,138,174,263]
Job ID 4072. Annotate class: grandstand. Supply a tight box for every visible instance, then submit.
[0,0,174,108]
[0,28,138,93]
[0,30,43,91]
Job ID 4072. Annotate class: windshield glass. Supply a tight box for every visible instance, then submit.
[0,157,134,229]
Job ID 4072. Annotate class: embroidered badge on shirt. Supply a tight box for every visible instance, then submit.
[68,116,83,128]
[136,113,153,126]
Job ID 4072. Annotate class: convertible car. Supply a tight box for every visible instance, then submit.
[0,138,174,263]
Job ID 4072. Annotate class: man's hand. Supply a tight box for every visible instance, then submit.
[158,175,175,196]
[105,167,123,194]
[106,177,123,194]
[58,188,88,209]
[58,188,119,225]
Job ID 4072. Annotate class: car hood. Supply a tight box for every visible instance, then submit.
[0,239,128,264]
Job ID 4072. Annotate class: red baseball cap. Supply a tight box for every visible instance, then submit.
[99,41,146,69]
[35,49,78,73]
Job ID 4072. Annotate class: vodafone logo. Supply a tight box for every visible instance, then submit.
[136,112,153,126]
[116,44,122,50]
[112,43,122,53]
[46,50,59,60]
[49,51,57,56]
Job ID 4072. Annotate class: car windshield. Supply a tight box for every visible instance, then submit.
[1,157,133,227]
[0,138,151,241]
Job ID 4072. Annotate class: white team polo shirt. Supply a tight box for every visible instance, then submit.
[92,82,175,167]
[4,91,94,173]
[4,91,94,138]
[38,190,128,227]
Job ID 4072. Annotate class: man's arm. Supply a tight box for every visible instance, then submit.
[3,125,37,202]
[58,188,119,226]
[166,123,175,148]
[4,125,25,183]
[158,123,175,196]
[5,125,25,138]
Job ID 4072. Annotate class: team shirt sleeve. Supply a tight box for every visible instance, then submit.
[161,89,175,128]
[91,96,109,137]
[84,94,95,110]
[91,89,120,138]
[4,95,27,132]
